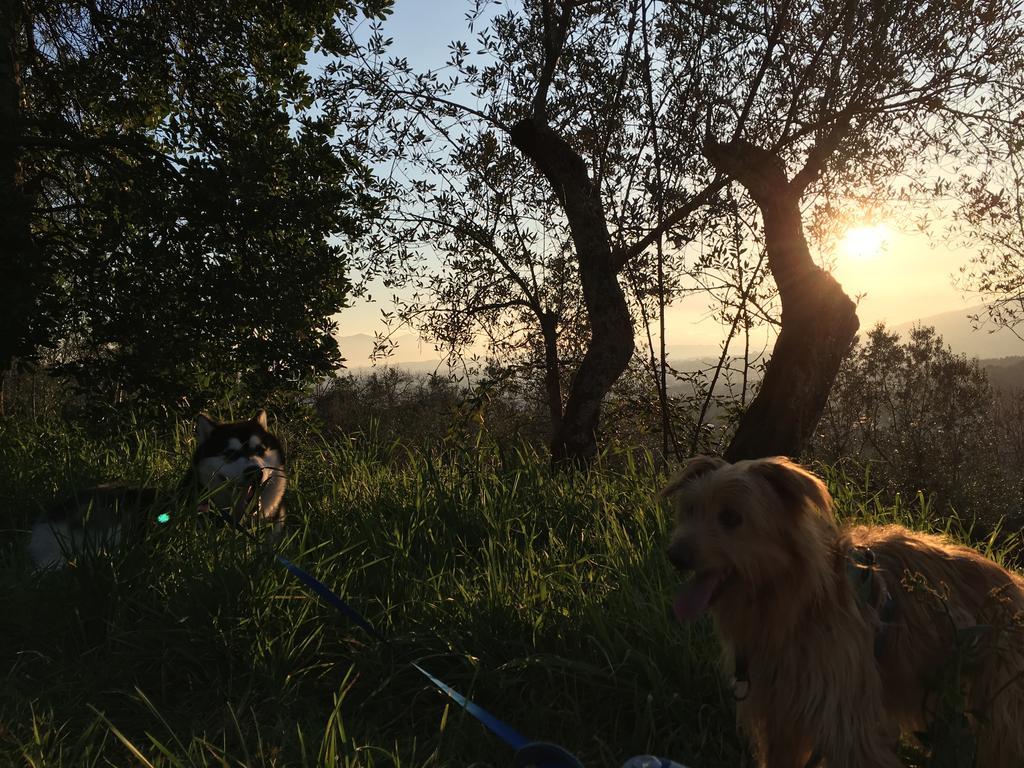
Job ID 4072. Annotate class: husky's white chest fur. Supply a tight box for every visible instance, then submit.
[29,410,286,569]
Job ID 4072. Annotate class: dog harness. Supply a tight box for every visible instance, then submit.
[845,545,898,654]
[731,546,897,768]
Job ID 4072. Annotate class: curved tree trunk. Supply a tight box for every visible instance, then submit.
[510,117,635,466]
[704,139,859,462]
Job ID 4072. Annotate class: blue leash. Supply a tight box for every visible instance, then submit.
[202,503,584,768]
[274,552,582,767]
[409,661,530,751]
[274,554,385,642]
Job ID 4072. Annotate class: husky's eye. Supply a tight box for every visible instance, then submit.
[252,444,266,456]
[718,507,742,530]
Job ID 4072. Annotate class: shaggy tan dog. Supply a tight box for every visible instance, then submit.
[663,455,1024,768]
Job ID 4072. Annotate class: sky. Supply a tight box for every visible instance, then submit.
[334,0,1008,362]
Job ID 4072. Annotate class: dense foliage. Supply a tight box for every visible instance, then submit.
[813,325,1024,527]
[2,0,389,410]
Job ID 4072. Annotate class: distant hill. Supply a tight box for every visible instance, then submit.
[664,343,721,361]
[336,332,375,366]
[337,333,446,371]
[891,306,1024,359]
[336,309,1024,384]
[981,356,1024,392]
[337,336,725,374]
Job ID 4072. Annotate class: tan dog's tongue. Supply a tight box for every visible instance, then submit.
[674,572,721,621]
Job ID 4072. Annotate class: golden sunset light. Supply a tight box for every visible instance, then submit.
[841,223,890,261]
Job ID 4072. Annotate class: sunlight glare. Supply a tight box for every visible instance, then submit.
[841,224,889,261]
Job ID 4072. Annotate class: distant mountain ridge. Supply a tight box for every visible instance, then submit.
[335,305,1024,378]
[891,305,1023,359]
[337,333,441,370]
[981,356,1024,391]
[336,334,725,372]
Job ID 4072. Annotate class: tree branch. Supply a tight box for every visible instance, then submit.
[618,177,728,269]
[791,116,853,195]
[388,88,509,132]
[533,0,575,121]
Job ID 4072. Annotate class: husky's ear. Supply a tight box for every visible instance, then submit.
[253,410,268,430]
[660,455,727,500]
[748,457,833,517]
[195,413,217,444]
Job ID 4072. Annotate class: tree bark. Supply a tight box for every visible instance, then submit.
[538,309,563,440]
[510,117,635,466]
[0,0,36,374]
[704,138,859,462]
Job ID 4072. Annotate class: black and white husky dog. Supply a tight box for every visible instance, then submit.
[29,410,286,569]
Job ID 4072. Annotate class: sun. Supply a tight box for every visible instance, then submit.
[840,224,889,261]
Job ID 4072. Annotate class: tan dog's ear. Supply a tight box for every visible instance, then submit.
[253,409,268,430]
[749,457,833,516]
[661,455,727,499]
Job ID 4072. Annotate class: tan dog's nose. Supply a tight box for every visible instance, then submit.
[667,540,694,572]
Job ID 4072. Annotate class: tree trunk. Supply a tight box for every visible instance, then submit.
[704,139,859,462]
[0,0,35,374]
[510,117,635,466]
[538,309,564,440]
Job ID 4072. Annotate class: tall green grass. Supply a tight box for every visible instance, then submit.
[0,416,1016,767]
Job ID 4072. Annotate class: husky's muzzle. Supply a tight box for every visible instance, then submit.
[205,464,267,524]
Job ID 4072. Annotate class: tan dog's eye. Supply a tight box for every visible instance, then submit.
[718,507,742,530]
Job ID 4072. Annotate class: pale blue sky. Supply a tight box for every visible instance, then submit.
[371,1,471,68]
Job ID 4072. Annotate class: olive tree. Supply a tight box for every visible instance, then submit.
[342,0,1024,464]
